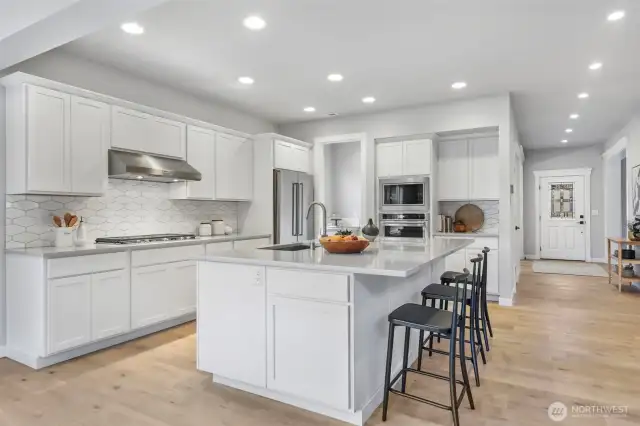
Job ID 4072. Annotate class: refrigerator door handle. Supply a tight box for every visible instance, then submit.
[298,182,304,236]
[292,183,298,236]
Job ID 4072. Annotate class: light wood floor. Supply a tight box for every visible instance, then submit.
[1,261,639,426]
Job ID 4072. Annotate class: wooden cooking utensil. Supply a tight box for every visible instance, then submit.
[454,203,484,232]
[53,216,62,227]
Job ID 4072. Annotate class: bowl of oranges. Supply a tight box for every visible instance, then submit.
[320,230,370,254]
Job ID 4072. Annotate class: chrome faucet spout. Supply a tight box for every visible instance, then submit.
[306,202,328,238]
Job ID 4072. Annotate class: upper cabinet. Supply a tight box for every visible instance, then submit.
[376,139,432,178]
[111,106,185,159]
[437,136,499,201]
[184,126,216,200]
[215,133,253,200]
[4,84,108,195]
[274,140,311,174]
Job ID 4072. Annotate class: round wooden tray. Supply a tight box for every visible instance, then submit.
[320,239,370,254]
[454,203,484,232]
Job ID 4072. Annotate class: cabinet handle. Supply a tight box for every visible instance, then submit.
[271,304,276,380]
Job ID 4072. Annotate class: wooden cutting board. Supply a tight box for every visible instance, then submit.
[454,204,484,232]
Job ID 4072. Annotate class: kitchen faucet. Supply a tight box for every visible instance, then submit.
[306,202,328,238]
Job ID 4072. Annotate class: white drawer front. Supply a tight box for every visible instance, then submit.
[205,241,233,255]
[48,252,127,278]
[267,268,349,303]
[132,244,204,267]
[467,237,499,250]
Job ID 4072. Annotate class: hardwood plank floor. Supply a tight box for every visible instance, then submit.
[0,261,638,426]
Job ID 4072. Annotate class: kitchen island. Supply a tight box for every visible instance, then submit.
[196,238,473,425]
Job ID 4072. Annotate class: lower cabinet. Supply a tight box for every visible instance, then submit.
[171,261,197,316]
[444,250,466,273]
[485,250,499,295]
[442,244,500,295]
[48,275,92,354]
[91,270,130,340]
[266,295,350,410]
[233,238,270,250]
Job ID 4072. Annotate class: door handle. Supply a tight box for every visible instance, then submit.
[515,226,520,230]
[578,220,585,225]
[292,183,297,236]
[298,182,304,236]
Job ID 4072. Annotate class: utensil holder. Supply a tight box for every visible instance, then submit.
[55,227,74,248]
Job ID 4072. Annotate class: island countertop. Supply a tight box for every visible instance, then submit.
[197,237,473,278]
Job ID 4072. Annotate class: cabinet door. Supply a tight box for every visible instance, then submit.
[267,296,350,410]
[91,270,130,340]
[485,249,499,295]
[70,96,109,195]
[151,116,186,158]
[403,139,432,175]
[445,250,467,273]
[111,106,151,153]
[170,261,197,317]
[205,241,234,255]
[197,262,266,386]
[468,136,499,200]
[131,264,171,328]
[215,134,253,200]
[48,275,91,354]
[26,85,70,193]
[233,238,270,250]
[186,126,215,199]
[437,139,468,200]
[292,144,310,174]
[376,142,403,177]
[274,140,295,171]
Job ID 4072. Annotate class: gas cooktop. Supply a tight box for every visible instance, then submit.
[95,234,197,245]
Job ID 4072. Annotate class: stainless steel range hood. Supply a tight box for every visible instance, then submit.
[108,149,202,183]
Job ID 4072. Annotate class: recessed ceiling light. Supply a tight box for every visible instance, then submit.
[327,74,344,82]
[570,113,579,119]
[451,81,467,89]
[238,76,254,85]
[136,175,143,180]
[173,179,179,182]
[589,62,603,70]
[328,112,339,116]
[608,10,625,21]
[362,96,376,104]
[121,22,144,35]
[561,140,568,144]
[578,92,589,99]
[565,128,573,133]
[303,107,316,112]
[243,15,266,30]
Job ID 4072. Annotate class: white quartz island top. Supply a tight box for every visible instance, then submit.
[199,237,473,278]
[5,233,271,259]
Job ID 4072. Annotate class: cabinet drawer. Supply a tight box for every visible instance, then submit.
[132,244,204,267]
[467,237,499,251]
[205,241,233,255]
[266,268,349,302]
[48,252,126,278]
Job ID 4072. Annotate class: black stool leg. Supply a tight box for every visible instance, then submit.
[468,298,480,386]
[401,327,410,392]
[382,323,395,422]
[458,317,475,409]
[474,299,487,365]
[480,292,490,351]
[418,296,426,371]
[448,326,460,426]
[428,299,435,357]
[437,300,442,343]
[484,298,494,338]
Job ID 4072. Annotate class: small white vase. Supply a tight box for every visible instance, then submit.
[55,227,74,248]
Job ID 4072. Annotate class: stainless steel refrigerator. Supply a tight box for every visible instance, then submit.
[273,169,314,244]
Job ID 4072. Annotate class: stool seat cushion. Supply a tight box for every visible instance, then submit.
[421,283,472,301]
[440,270,462,283]
[388,303,454,333]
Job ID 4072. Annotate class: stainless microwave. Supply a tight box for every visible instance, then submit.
[379,177,429,212]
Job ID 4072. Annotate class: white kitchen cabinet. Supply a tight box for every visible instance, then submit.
[197,262,266,387]
[48,275,92,354]
[131,264,172,328]
[376,142,403,177]
[444,249,467,274]
[185,126,216,199]
[267,295,350,410]
[485,249,499,295]
[403,139,432,175]
[437,139,469,200]
[70,96,109,195]
[215,133,253,200]
[205,241,234,255]
[233,238,270,250]
[150,116,186,158]
[91,269,130,340]
[468,136,499,200]
[274,140,311,174]
[170,261,197,316]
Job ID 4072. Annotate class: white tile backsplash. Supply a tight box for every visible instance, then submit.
[5,179,238,249]
[438,201,499,234]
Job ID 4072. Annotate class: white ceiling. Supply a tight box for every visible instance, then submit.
[59,0,640,149]
[0,0,81,41]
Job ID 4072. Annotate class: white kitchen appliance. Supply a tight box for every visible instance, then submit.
[379,176,429,212]
[199,222,213,236]
[273,169,314,244]
[212,220,225,235]
[379,212,429,241]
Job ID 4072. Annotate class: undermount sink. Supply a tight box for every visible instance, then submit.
[260,243,312,252]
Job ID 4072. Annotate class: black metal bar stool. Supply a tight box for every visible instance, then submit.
[381,263,480,426]
[418,250,487,386]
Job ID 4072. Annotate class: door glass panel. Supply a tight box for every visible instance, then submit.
[550,183,574,219]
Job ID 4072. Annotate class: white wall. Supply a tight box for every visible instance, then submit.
[3,49,275,134]
[0,85,6,348]
[605,115,640,220]
[523,145,605,259]
[279,94,516,301]
[328,142,362,226]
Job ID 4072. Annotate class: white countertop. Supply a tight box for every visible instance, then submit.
[198,237,473,278]
[5,234,271,259]
[433,232,499,238]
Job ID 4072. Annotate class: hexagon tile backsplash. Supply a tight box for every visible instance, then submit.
[5,179,239,249]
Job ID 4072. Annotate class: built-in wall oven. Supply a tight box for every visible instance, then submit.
[379,176,429,212]
[379,212,429,241]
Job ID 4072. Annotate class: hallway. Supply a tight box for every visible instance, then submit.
[0,261,638,425]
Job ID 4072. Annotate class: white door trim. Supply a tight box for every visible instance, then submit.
[534,168,592,262]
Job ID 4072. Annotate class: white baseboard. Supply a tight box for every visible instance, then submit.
[524,253,539,260]
[590,258,606,263]
[498,297,513,307]
[0,345,5,358]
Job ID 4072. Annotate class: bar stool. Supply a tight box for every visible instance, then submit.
[478,248,494,346]
[418,250,488,386]
[381,261,481,426]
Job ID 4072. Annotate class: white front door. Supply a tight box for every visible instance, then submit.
[540,175,587,260]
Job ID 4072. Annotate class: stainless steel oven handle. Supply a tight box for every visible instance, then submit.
[380,221,427,226]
